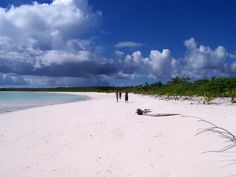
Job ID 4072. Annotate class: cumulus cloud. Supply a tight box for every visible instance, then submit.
[114,41,143,49]
[184,38,227,70]
[116,49,176,79]
[115,38,236,82]
[181,38,235,79]
[184,37,197,49]
[0,0,101,42]
[0,0,115,81]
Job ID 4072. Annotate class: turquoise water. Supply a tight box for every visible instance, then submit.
[0,92,88,113]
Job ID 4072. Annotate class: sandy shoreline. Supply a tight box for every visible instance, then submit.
[0,92,236,177]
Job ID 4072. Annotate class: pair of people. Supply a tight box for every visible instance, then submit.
[116,91,128,102]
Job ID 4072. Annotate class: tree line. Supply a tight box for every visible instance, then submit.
[127,77,236,102]
[1,77,236,102]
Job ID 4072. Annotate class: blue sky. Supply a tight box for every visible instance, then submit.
[0,0,236,87]
[91,0,236,55]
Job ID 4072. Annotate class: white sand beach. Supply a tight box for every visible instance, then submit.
[0,92,236,177]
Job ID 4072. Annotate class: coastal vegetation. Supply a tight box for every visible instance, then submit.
[1,77,236,103]
[129,77,236,102]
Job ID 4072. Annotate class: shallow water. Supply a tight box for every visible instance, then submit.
[0,91,88,113]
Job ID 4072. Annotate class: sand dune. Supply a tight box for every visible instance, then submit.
[0,92,236,177]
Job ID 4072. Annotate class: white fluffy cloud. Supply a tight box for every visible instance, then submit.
[118,49,176,79]
[115,38,236,81]
[184,38,227,70]
[34,50,92,68]
[181,38,234,79]
[148,49,173,77]
[0,0,101,42]
[0,0,105,71]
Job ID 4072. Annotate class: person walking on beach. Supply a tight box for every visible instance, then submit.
[116,91,119,102]
[125,91,128,102]
[119,92,122,100]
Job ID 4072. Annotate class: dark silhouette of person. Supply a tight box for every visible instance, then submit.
[125,91,128,102]
[119,92,122,100]
[116,91,119,102]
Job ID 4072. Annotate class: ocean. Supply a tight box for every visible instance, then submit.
[0,91,88,113]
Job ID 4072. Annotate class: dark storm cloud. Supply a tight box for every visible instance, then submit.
[0,73,27,86]
[0,58,118,77]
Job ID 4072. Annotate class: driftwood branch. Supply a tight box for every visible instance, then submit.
[136,108,180,117]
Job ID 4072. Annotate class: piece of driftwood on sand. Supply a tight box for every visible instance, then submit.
[136,109,180,117]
